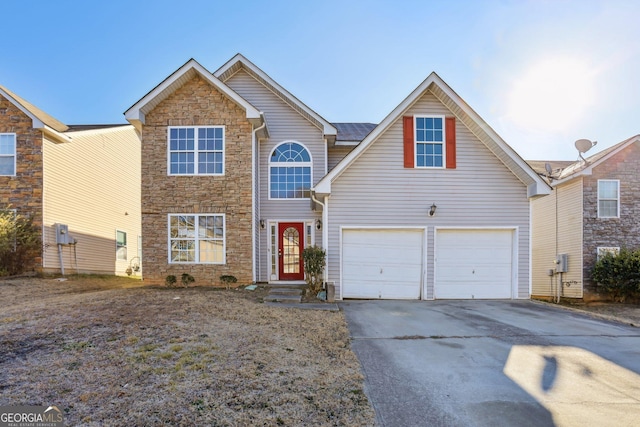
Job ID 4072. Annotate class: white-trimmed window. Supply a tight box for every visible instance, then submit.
[269,142,312,199]
[597,246,620,260]
[168,126,224,175]
[0,133,16,176]
[598,180,619,218]
[169,214,225,264]
[116,230,127,261]
[415,116,444,168]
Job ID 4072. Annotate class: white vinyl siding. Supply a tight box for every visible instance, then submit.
[328,146,356,172]
[42,126,141,275]
[531,178,583,298]
[0,133,16,176]
[224,69,324,281]
[326,91,531,299]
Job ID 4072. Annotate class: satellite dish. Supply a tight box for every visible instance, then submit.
[575,139,597,153]
[545,163,553,175]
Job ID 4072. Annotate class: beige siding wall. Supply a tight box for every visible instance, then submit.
[224,70,323,281]
[42,126,141,276]
[328,145,356,172]
[327,91,532,299]
[531,190,557,297]
[141,75,253,285]
[531,178,583,298]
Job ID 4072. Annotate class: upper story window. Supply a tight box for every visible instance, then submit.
[168,126,224,175]
[269,142,312,199]
[598,179,619,218]
[0,133,16,176]
[415,116,444,168]
[169,214,225,264]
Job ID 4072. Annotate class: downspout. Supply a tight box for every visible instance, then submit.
[252,119,267,283]
[310,191,328,284]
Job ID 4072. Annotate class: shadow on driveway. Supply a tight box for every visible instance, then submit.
[341,300,640,427]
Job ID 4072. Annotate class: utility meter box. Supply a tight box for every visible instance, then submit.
[55,223,70,245]
[555,254,569,273]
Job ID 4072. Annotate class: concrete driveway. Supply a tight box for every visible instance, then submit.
[341,300,640,427]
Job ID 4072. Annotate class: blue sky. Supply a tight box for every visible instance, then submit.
[1,0,638,160]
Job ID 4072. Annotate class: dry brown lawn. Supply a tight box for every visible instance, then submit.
[0,276,376,426]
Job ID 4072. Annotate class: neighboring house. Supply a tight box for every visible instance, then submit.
[126,54,550,299]
[529,136,640,301]
[0,85,141,276]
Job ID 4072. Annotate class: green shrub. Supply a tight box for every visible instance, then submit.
[181,273,195,288]
[165,275,177,287]
[302,245,326,294]
[591,248,640,301]
[0,210,41,276]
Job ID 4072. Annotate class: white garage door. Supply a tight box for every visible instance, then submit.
[435,229,514,299]
[342,229,424,299]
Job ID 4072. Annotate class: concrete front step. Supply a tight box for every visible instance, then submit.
[264,293,302,303]
[268,287,304,296]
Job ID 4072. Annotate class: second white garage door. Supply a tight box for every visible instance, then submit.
[342,229,424,299]
[435,228,514,299]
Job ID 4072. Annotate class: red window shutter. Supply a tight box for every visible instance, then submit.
[445,117,456,169]
[403,116,414,168]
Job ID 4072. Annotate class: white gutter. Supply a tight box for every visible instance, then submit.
[310,191,328,282]
[251,118,267,283]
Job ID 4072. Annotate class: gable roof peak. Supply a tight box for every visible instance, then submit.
[124,58,262,131]
[214,54,337,140]
[0,84,68,133]
[314,70,550,198]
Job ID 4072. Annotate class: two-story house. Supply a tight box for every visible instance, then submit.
[126,54,550,298]
[0,85,141,276]
[530,135,640,301]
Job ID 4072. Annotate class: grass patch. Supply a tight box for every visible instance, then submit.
[0,276,375,425]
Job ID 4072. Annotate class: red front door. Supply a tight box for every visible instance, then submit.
[278,222,304,280]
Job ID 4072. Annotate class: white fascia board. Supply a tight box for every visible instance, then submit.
[43,126,72,144]
[0,87,45,129]
[431,74,550,196]
[125,59,262,125]
[314,73,441,195]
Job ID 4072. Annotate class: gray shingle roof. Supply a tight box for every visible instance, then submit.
[332,122,376,142]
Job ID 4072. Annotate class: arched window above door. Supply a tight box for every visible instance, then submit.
[269,142,312,199]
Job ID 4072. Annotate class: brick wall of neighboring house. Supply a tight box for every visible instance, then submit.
[0,95,44,270]
[141,75,254,285]
[582,142,640,297]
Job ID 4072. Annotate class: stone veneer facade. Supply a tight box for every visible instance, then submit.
[0,94,44,271]
[582,142,640,296]
[141,75,254,285]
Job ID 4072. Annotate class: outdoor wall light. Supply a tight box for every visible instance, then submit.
[316,219,322,230]
[429,203,437,217]
[260,219,265,229]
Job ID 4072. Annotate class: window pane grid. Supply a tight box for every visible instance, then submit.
[269,142,312,199]
[415,117,444,168]
[598,180,619,217]
[0,134,16,175]
[169,127,223,175]
[169,214,224,263]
